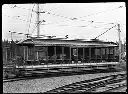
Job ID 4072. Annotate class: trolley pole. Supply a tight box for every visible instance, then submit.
[37,4,40,38]
[117,23,122,63]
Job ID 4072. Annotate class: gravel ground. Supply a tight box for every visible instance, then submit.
[109,86,127,92]
[3,71,126,93]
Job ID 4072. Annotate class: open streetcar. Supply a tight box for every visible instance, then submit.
[3,38,120,78]
[16,38,119,67]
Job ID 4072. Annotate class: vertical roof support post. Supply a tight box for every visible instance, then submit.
[46,46,49,71]
[76,47,78,70]
[114,47,116,62]
[61,46,64,69]
[54,46,56,64]
[70,47,71,64]
[31,38,35,70]
[106,47,108,62]
[62,46,64,63]
[24,46,26,60]
[5,47,8,64]
[112,47,114,62]
[77,47,78,63]
[108,47,110,62]
[89,47,91,63]
[100,47,102,62]
[83,48,85,63]
[36,51,38,61]
[95,47,97,63]
[46,46,48,64]
[26,46,28,61]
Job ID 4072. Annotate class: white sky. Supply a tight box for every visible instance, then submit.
[2,2,126,43]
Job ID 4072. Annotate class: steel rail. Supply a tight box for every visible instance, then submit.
[100,80,126,92]
[3,67,124,83]
[45,73,126,93]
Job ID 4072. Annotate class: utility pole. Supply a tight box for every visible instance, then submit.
[9,31,16,59]
[37,4,40,37]
[9,31,13,59]
[117,23,122,63]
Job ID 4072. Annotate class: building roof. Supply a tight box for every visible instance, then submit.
[16,38,118,47]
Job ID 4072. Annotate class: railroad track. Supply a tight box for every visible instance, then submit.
[3,67,122,83]
[104,84,127,92]
[45,73,126,93]
[100,80,127,92]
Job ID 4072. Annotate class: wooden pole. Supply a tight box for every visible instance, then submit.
[37,4,40,37]
[117,24,122,63]
[5,47,8,64]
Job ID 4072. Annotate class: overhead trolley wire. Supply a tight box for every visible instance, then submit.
[10,4,124,24]
[4,14,37,24]
[8,4,120,28]
[39,10,74,21]
[39,5,124,23]
[9,5,82,27]
[39,20,115,29]
[4,13,115,29]
[76,5,124,19]
[39,3,61,13]
[6,4,125,38]
[56,21,94,27]
[39,10,85,22]
[9,4,37,12]
[40,8,123,27]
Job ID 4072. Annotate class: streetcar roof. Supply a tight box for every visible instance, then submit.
[16,38,118,47]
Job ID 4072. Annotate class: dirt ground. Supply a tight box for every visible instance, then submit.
[3,71,126,93]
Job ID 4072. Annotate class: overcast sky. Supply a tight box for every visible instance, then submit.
[2,2,126,43]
